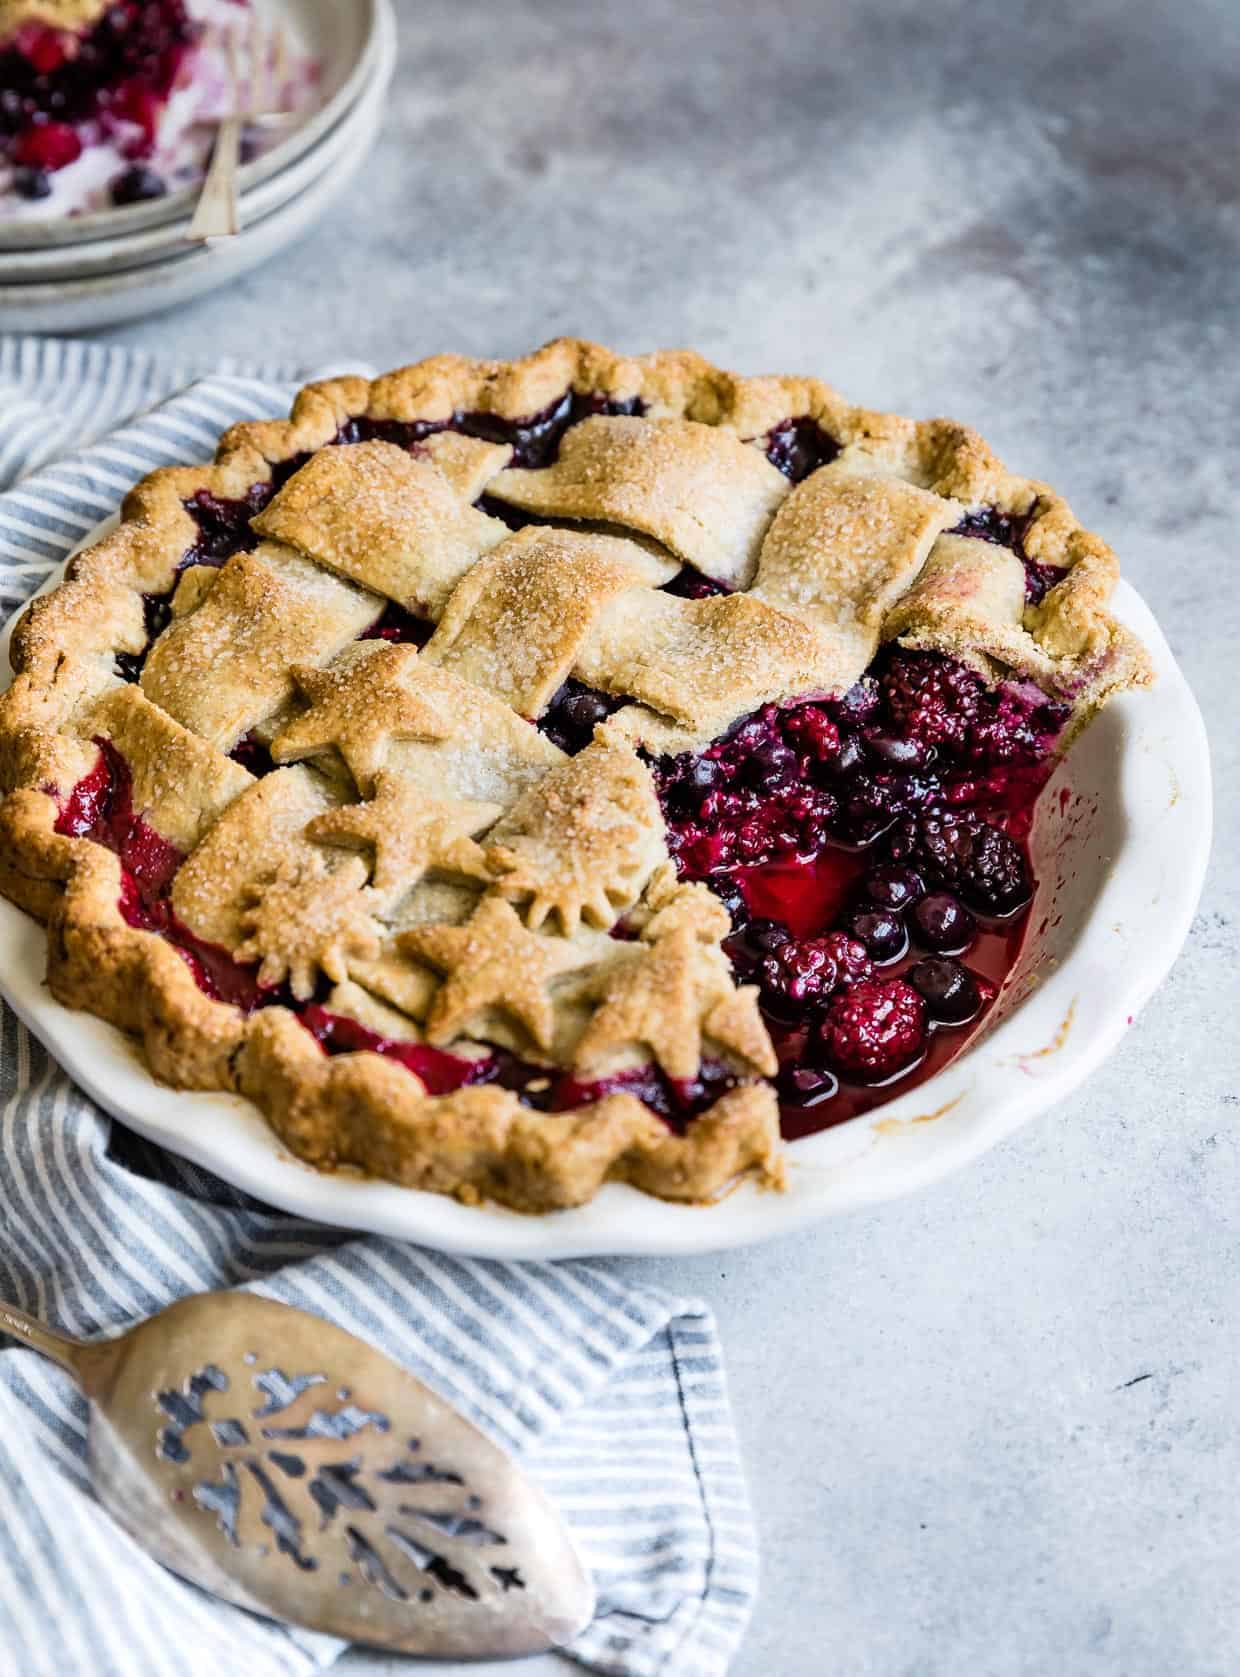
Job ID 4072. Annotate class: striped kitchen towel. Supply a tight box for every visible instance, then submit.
[0,338,759,1677]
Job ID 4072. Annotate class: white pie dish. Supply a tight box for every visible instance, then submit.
[0,536,1210,1258]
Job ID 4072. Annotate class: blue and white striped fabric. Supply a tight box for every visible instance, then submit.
[0,338,759,1677]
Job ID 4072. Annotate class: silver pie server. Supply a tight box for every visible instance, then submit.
[0,1290,594,1657]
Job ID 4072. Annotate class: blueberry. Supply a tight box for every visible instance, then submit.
[559,688,613,735]
[863,864,924,912]
[707,875,749,927]
[834,734,866,775]
[746,916,792,953]
[110,164,168,207]
[731,916,792,972]
[911,891,975,953]
[843,907,908,964]
[685,756,725,798]
[777,1063,839,1108]
[13,166,51,200]
[833,679,879,724]
[865,731,930,770]
[908,957,981,1024]
[746,741,799,793]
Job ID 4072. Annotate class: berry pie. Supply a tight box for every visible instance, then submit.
[0,0,318,219]
[0,340,1153,1212]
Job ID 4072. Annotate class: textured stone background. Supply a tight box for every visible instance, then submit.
[107,0,1238,1671]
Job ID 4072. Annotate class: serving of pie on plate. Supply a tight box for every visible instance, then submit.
[0,0,319,218]
[0,339,1154,1214]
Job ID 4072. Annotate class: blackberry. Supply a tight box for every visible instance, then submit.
[889,809,1032,916]
[758,936,841,1016]
[879,650,984,752]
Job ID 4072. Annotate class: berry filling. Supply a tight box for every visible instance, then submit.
[358,600,434,647]
[53,737,270,1010]
[762,417,841,482]
[649,643,1064,1135]
[336,390,645,472]
[951,504,1067,605]
[0,2,197,167]
[538,679,626,752]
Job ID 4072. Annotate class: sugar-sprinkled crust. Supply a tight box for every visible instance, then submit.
[0,338,1152,1213]
[0,0,110,38]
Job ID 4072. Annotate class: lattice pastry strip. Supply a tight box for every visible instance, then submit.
[251,441,511,618]
[751,467,962,649]
[488,415,792,587]
[140,542,380,751]
[74,684,253,852]
[170,765,346,951]
[416,467,979,748]
[424,527,677,717]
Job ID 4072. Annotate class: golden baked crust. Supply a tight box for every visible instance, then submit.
[0,0,109,38]
[0,338,1153,1214]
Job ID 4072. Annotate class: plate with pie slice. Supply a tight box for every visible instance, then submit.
[0,0,383,246]
[0,342,1211,1257]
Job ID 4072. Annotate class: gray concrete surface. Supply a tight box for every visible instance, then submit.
[104,0,1238,1670]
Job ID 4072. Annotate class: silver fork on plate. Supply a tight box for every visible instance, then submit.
[188,14,291,242]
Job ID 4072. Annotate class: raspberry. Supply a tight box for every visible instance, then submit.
[880,650,984,751]
[12,120,82,172]
[13,25,68,75]
[889,809,1032,916]
[781,704,840,762]
[819,978,926,1081]
[961,683,1069,769]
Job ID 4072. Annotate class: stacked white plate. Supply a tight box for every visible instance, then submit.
[0,0,395,332]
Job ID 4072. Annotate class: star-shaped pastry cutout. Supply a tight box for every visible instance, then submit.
[485,737,663,934]
[397,896,579,1051]
[306,773,501,902]
[236,855,382,1001]
[271,645,449,794]
[574,926,775,1081]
